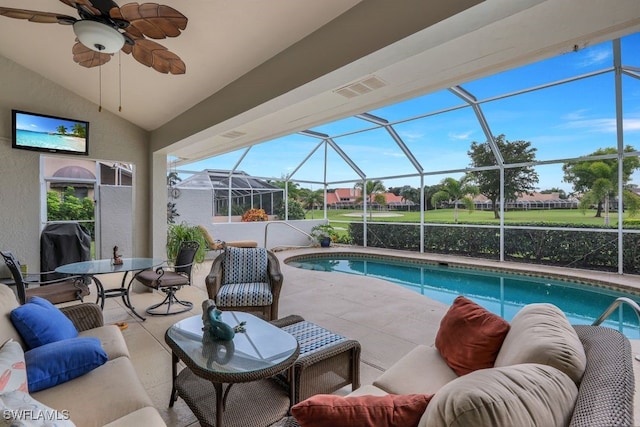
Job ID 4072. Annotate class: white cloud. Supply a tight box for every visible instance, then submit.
[624,118,640,131]
[558,117,640,133]
[448,130,473,140]
[561,109,590,121]
[560,118,616,132]
[398,130,425,142]
[577,48,611,67]
[382,150,406,158]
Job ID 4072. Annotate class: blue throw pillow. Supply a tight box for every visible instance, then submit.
[10,297,78,349]
[25,337,107,392]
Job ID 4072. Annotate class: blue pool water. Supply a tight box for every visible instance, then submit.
[288,255,640,338]
[16,129,84,151]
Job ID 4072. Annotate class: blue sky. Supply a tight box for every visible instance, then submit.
[15,111,85,134]
[181,32,639,194]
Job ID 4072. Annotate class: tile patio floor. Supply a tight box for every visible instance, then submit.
[94,246,640,427]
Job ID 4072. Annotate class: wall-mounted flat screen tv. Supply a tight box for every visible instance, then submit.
[12,109,89,156]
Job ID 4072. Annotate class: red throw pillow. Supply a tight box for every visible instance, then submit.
[435,296,510,376]
[291,394,433,427]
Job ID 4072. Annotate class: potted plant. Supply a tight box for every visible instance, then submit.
[310,224,336,247]
[241,208,269,222]
[166,222,207,263]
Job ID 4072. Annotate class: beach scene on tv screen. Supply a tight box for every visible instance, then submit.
[15,112,87,152]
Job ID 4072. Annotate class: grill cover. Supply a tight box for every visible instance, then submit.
[40,223,91,281]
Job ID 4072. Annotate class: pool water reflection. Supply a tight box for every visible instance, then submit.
[288,255,640,339]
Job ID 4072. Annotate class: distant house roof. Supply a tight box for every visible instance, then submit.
[326,187,415,206]
[473,192,571,203]
[52,166,95,180]
[50,165,96,188]
[177,169,280,191]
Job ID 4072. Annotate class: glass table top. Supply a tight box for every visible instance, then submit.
[166,312,299,375]
[55,258,164,275]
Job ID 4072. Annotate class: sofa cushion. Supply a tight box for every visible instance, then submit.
[0,285,25,348]
[79,325,130,360]
[435,296,510,376]
[292,394,433,427]
[217,282,273,307]
[0,390,76,426]
[494,303,587,383]
[25,337,108,392]
[0,339,27,393]
[10,297,78,349]
[32,357,154,427]
[373,345,457,395]
[420,363,578,427]
[222,247,269,284]
[346,384,389,397]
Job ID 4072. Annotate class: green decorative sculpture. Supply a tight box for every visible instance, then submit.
[202,300,235,341]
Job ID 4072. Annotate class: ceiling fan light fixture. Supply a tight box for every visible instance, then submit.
[73,20,124,54]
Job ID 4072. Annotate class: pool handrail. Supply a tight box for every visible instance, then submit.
[264,221,315,250]
[592,297,640,326]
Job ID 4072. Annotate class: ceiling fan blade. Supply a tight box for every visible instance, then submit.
[59,0,103,16]
[122,36,185,74]
[0,7,76,24]
[72,42,112,68]
[113,3,187,39]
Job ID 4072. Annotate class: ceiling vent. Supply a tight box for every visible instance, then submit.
[221,130,247,139]
[334,76,387,99]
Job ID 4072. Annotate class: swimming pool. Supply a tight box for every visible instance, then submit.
[287,254,640,338]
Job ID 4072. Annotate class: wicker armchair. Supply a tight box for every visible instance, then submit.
[205,247,283,321]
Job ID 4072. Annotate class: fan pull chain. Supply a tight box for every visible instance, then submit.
[98,64,102,112]
[118,51,122,112]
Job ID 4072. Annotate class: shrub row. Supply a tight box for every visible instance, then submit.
[348,222,640,274]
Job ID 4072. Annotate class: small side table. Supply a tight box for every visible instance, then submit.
[271,315,361,404]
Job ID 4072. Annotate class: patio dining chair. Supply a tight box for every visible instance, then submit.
[135,240,199,316]
[0,250,89,305]
[205,246,283,321]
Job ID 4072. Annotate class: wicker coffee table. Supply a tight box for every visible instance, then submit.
[165,312,300,427]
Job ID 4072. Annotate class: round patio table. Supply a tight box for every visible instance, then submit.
[55,257,163,321]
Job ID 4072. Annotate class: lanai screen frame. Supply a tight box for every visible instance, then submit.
[178,35,640,275]
[173,169,284,218]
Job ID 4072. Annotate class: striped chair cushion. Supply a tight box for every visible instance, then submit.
[216,282,274,307]
[281,321,348,357]
[222,247,269,284]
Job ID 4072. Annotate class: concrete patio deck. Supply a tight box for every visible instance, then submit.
[94,246,640,426]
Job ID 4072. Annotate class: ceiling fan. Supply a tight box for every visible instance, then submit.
[0,0,188,74]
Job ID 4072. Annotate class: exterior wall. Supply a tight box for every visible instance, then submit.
[170,188,324,249]
[0,56,150,275]
[98,185,133,260]
[171,189,214,227]
[203,220,325,250]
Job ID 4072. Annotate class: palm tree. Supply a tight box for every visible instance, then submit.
[431,176,479,223]
[355,180,386,219]
[72,123,86,138]
[300,189,324,219]
[355,180,386,205]
[577,162,616,225]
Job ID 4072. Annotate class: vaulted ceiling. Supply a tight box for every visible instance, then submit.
[1,0,638,165]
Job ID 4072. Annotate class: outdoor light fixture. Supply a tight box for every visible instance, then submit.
[73,20,125,53]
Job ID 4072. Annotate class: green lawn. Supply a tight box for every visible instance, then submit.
[306,208,634,227]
